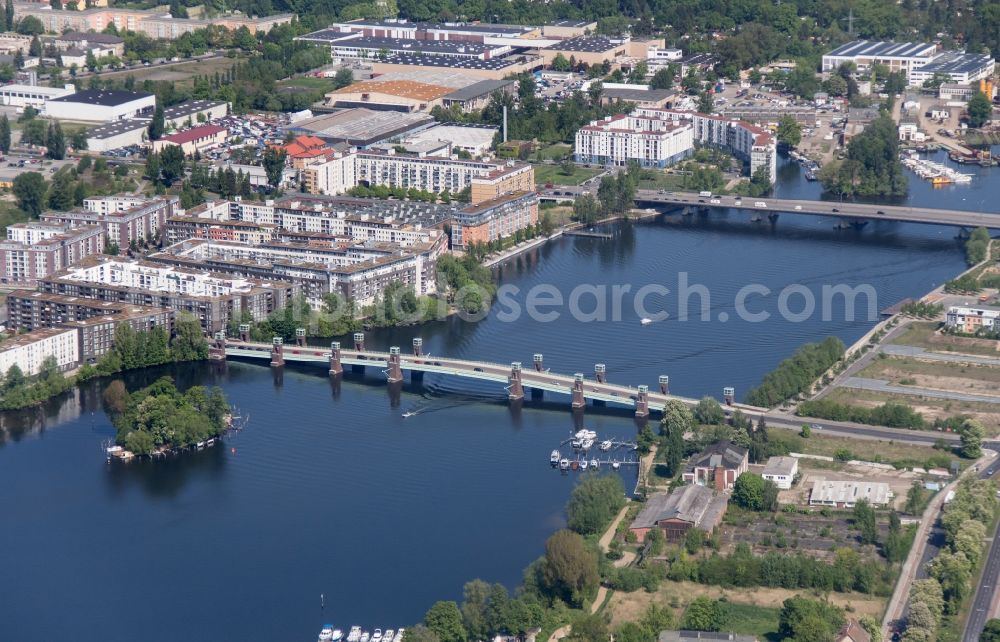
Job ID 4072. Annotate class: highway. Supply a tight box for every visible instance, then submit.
[539,187,1000,229]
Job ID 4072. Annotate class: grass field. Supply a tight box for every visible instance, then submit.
[860,355,1000,387]
[533,164,601,186]
[100,56,243,88]
[536,143,573,161]
[823,387,1000,428]
[770,428,948,465]
[637,172,688,192]
[891,321,1000,357]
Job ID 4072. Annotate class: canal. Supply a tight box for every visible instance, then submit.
[0,156,991,641]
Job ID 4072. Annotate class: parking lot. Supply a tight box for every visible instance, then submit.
[0,154,77,181]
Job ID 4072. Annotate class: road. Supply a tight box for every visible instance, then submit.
[883,344,1000,368]
[962,465,1000,642]
[538,188,1000,229]
[843,376,1000,405]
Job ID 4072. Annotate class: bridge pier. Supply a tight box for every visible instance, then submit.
[531,388,544,401]
[386,347,403,383]
[851,219,868,229]
[595,363,606,384]
[768,212,779,223]
[354,332,365,352]
[295,328,306,347]
[571,373,586,410]
[659,375,669,395]
[270,337,284,367]
[238,323,250,342]
[412,338,423,356]
[507,362,524,400]
[635,385,649,418]
[209,331,226,360]
[723,386,735,406]
[329,341,343,375]
[387,380,402,407]
[533,353,544,371]
[328,373,341,399]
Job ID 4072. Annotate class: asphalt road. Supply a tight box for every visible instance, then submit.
[883,344,1000,368]
[843,376,1000,405]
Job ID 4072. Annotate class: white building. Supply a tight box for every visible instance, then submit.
[85,119,148,153]
[761,456,799,490]
[43,88,156,123]
[406,124,498,157]
[647,47,683,65]
[301,152,358,196]
[809,480,893,508]
[909,52,996,86]
[574,112,694,168]
[0,83,75,108]
[945,305,1000,334]
[822,41,937,80]
[0,327,79,376]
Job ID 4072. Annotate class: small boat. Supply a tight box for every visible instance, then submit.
[348,627,362,642]
[372,629,383,642]
[332,631,344,642]
[384,630,395,642]
[581,438,594,450]
[395,630,405,642]
[612,461,621,470]
[319,626,336,642]
[570,460,579,471]
[640,317,653,326]
[550,450,561,465]
[599,440,612,451]
[570,438,583,449]
[196,441,205,450]
[580,459,589,470]
[590,458,599,469]
[559,458,570,470]
[361,632,370,642]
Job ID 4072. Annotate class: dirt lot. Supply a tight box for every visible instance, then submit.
[891,322,1000,357]
[769,430,949,466]
[782,462,923,512]
[606,580,885,629]
[103,56,243,88]
[860,356,1000,395]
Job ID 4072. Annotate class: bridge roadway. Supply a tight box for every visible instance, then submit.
[541,187,1000,229]
[224,341,764,415]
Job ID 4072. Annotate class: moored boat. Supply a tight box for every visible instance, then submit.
[550,449,561,465]
[590,458,599,469]
[640,317,653,325]
[394,630,405,642]
[319,626,336,642]
[580,459,589,470]
[599,440,612,451]
[559,458,570,470]
[612,461,621,470]
[348,627,362,642]
[372,628,383,642]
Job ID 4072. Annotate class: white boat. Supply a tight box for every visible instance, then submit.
[580,459,589,470]
[395,629,405,642]
[570,438,583,449]
[372,629,383,642]
[612,461,621,470]
[640,317,653,325]
[348,627,362,642]
[581,438,594,450]
[319,626,336,642]
[332,630,344,642]
[361,632,370,642]
[599,440,612,451]
[550,450,561,465]
[384,630,395,642]
[590,458,599,468]
[559,458,570,470]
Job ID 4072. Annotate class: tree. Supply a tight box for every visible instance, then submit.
[148,104,165,140]
[551,53,571,72]
[145,151,161,184]
[16,15,43,36]
[569,613,608,642]
[959,418,984,458]
[694,396,724,425]
[171,318,208,361]
[968,92,993,129]
[778,597,845,642]
[980,619,1000,642]
[263,147,287,192]
[682,597,726,631]
[567,474,625,535]
[159,145,185,186]
[800,424,811,438]
[12,171,47,217]
[333,67,354,89]
[776,116,801,148]
[573,193,601,225]
[649,67,674,90]
[404,626,440,642]
[460,579,490,641]
[45,121,65,159]
[102,380,129,414]
[630,60,648,83]
[697,91,714,114]
[0,114,10,153]
[853,499,878,545]
[541,529,599,607]
[732,473,778,511]
[3,0,11,31]
[587,80,603,105]
[424,601,466,642]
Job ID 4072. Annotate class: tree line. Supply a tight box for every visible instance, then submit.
[744,336,845,407]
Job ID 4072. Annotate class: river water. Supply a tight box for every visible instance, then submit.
[0,155,992,641]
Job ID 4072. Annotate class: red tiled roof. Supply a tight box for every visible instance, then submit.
[162,125,226,145]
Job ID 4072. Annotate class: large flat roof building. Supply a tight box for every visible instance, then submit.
[809,480,893,508]
[542,35,627,67]
[43,88,155,123]
[0,83,74,108]
[822,40,993,86]
[309,18,539,43]
[629,484,729,542]
[909,51,995,85]
[287,108,434,147]
[324,79,454,112]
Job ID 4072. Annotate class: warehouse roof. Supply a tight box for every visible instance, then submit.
[289,108,433,146]
[330,79,453,102]
[443,78,516,101]
[630,484,728,530]
[49,88,153,106]
[377,52,528,70]
[825,40,936,59]
[545,35,621,53]
[917,51,995,74]
[160,125,226,144]
[163,99,227,120]
[86,118,148,140]
[601,87,674,103]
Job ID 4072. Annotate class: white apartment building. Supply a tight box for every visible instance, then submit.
[0,222,104,286]
[355,151,506,194]
[302,153,358,196]
[62,259,256,298]
[945,305,1000,334]
[0,327,79,376]
[574,113,694,168]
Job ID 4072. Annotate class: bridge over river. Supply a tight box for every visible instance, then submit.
[217,333,764,418]
[541,187,1000,229]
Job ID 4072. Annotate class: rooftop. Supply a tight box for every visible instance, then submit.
[302,33,497,56]
[289,108,433,146]
[762,456,798,477]
[658,632,757,642]
[918,51,995,74]
[160,125,227,145]
[443,78,516,102]
[85,118,148,139]
[545,35,621,53]
[630,484,728,530]
[48,88,153,106]
[375,52,530,71]
[327,18,535,36]
[330,79,454,102]
[0,326,76,351]
[162,99,227,120]
[546,19,595,28]
[56,31,124,45]
[601,87,675,103]
[809,480,892,505]
[686,440,748,472]
[825,40,937,59]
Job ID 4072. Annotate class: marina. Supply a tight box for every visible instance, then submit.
[550,429,640,473]
[901,154,973,185]
[331,625,404,642]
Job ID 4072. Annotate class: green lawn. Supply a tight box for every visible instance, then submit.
[533,164,602,186]
[720,603,782,642]
[536,143,573,161]
[637,172,688,192]
[278,76,339,91]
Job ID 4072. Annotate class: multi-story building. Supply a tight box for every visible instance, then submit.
[0,221,104,286]
[469,163,534,205]
[40,195,177,249]
[37,257,295,333]
[0,327,79,376]
[574,113,694,168]
[634,108,777,183]
[13,3,293,38]
[682,440,749,491]
[822,41,995,86]
[448,191,538,249]
[301,152,358,196]
[0,83,74,108]
[945,305,1000,334]
[151,124,227,156]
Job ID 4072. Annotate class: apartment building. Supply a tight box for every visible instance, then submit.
[574,113,694,168]
[449,191,538,249]
[945,305,1000,334]
[0,327,79,376]
[40,195,177,249]
[0,221,105,286]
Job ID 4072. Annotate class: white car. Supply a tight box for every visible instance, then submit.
[710,198,721,204]
[794,205,802,210]
[754,201,767,208]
